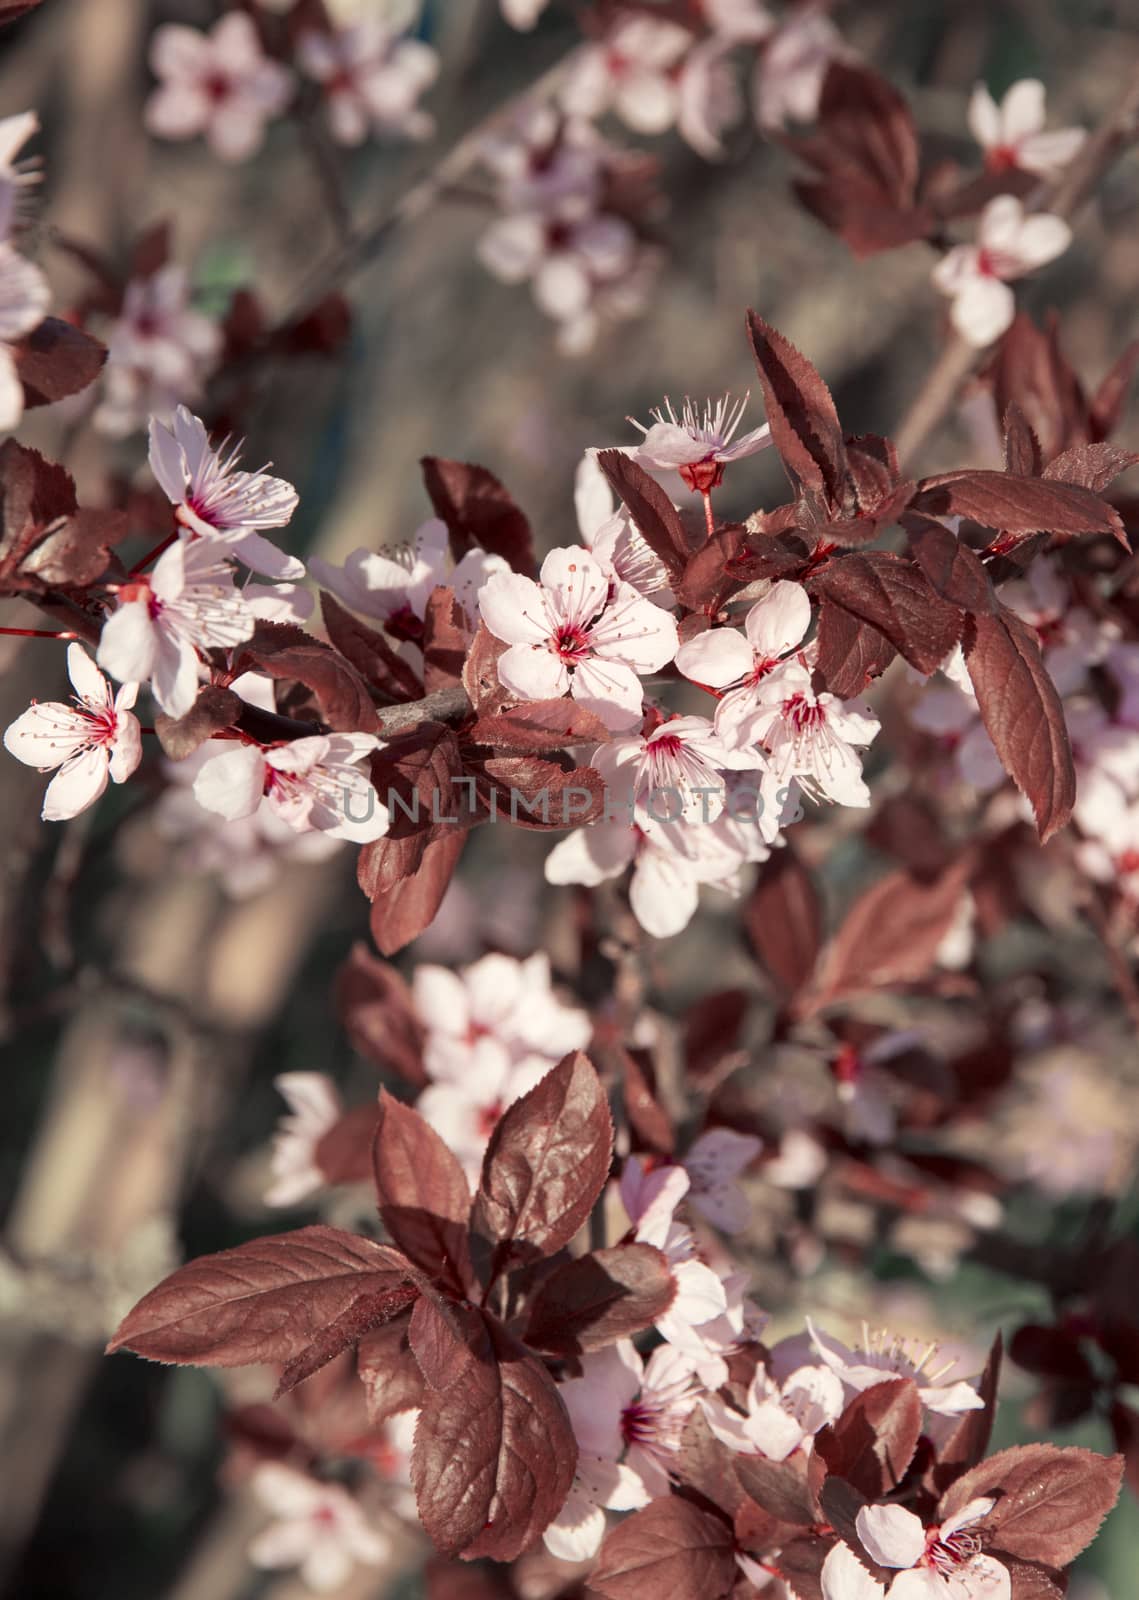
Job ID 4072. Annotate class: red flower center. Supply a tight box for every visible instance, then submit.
[552,622,591,662]
[782,693,824,732]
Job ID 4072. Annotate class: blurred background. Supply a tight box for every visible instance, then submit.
[0,1,1138,1596]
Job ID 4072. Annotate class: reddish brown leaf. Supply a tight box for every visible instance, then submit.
[813,1378,923,1497]
[107,1225,416,1368]
[363,824,468,957]
[373,1091,472,1294]
[461,622,509,715]
[907,519,997,615]
[675,524,750,612]
[421,456,535,576]
[523,1243,675,1355]
[735,1452,817,1527]
[320,591,424,702]
[274,1279,420,1397]
[813,597,901,696]
[621,1046,675,1155]
[14,316,106,407]
[357,1311,425,1424]
[154,686,242,759]
[248,623,380,733]
[334,943,426,1085]
[314,1103,380,1187]
[470,1051,613,1279]
[807,859,972,1011]
[475,754,604,829]
[364,722,468,883]
[773,1535,832,1600]
[744,846,822,1001]
[927,1334,1002,1497]
[1042,441,1139,494]
[1003,405,1043,478]
[683,989,748,1082]
[590,1497,737,1600]
[963,606,1076,842]
[807,550,963,677]
[677,1409,747,1520]
[746,311,847,504]
[409,1297,576,1561]
[19,505,129,588]
[471,698,612,751]
[912,469,1128,549]
[1090,338,1139,442]
[939,1444,1124,1569]
[421,586,469,691]
[596,449,690,580]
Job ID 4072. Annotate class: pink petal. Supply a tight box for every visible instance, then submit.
[570,656,644,730]
[855,1503,926,1569]
[746,579,811,656]
[479,570,553,645]
[999,78,1046,144]
[496,641,570,700]
[539,547,609,628]
[966,82,1001,149]
[193,745,266,820]
[676,626,752,688]
[43,745,109,821]
[820,1542,888,1600]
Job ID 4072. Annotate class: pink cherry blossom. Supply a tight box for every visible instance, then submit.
[557,1338,699,1499]
[560,17,695,137]
[248,1464,389,1591]
[412,954,591,1176]
[4,645,142,821]
[148,406,303,580]
[754,8,843,128]
[145,12,293,163]
[1001,559,1112,697]
[310,517,506,630]
[0,243,50,433]
[808,1321,985,1418]
[594,714,764,832]
[0,111,42,241]
[264,1072,343,1207]
[968,79,1085,179]
[630,392,771,493]
[932,196,1071,348]
[95,266,222,440]
[677,579,811,738]
[97,535,256,719]
[575,451,674,604]
[297,21,439,146]
[544,811,755,939]
[192,733,389,844]
[821,1499,1009,1600]
[705,1358,844,1459]
[684,1127,762,1232]
[543,1453,648,1562]
[501,0,550,29]
[910,662,1005,793]
[734,672,879,807]
[478,546,678,731]
[479,211,638,333]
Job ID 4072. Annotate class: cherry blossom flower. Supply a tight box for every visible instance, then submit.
[733,674,879,807]
[149,406,303,580]
[481,105,603,220]
[560,16,695,136]
[502,0,550,29]
[676,580,810,737]
[248,1464,389,1591]
[0,243,50,432]
[575,451,674,604]
[297,21,439,145]
[544,811,755,938]
[705,1357,844,1459]
[630,393,771,493]
[543,1455,648,1562]
[264,1073,343,1207]
[310,518,506,630]
[192,733,389,844]
[412,952,592,1084]
[150,675,342,895]
[821,1499,1010,1600]
[4,645,142,822]
[95,266,222,440]
[703,0,773,43]
[808,1321,985,1417]
[594,715,765,832]
[910,663,1004,794]
[478,546,678,731]
[0,111,42,241]
[932,196,1071,348]
[478,211,639,344]
[97,536,256,719]
[684,1127,762,1232]
[753,8,842,128]
[620,1156,732,1374]
[145,12,294,163]
[557,1339,699,1500]
[1001,559,1112,697]
[968,79,1085,179]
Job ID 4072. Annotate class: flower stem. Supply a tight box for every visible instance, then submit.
[0,627,76,639]
[702,490,716,539]
[129,532,177,577]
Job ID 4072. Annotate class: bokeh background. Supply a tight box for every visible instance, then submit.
[0,1,1138,1596]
